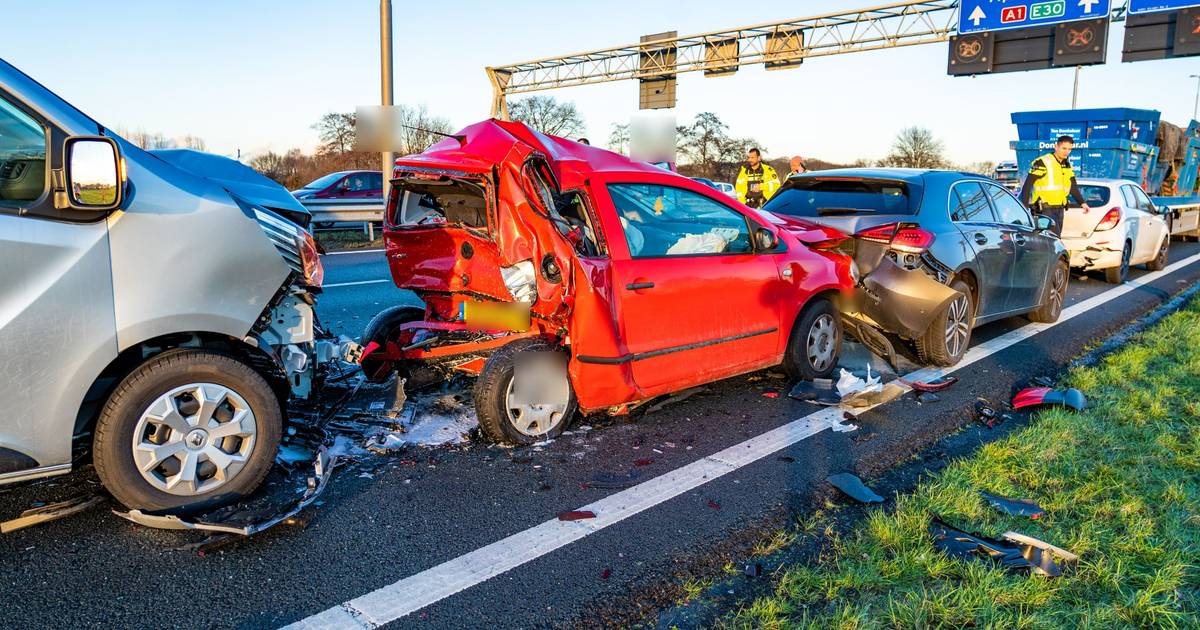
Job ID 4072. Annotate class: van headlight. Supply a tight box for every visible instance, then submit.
[501,260,537,303]
[233,195,324,288]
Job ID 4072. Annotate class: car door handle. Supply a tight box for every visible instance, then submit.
[973,232,988,245]
[625,281,655,290]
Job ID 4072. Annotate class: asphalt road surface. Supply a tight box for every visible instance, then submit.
[3,241,1200,629]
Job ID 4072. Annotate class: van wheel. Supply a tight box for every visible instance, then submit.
[93,350,282,514]
[1029,259,1068,323]
[360,305,425,382]
[1145,235,1169,271]
[783,298,842,381]
[915,280,973,366]
[474,339,575,445]
[1105,242,1131,284]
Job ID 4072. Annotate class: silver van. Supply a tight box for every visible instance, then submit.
[0,58,349,513]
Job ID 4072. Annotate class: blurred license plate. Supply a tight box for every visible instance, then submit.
[461,300,531,332]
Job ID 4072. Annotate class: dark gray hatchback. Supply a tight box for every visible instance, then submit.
[763,168,1069,366]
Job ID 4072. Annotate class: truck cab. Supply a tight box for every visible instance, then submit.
[0,58,349,513]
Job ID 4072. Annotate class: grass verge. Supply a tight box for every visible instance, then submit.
[720,299,1200,629]
[315,227,383,251]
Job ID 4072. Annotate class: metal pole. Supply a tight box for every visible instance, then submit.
[1071,66,1080,110]
[380,0,394,215]
[1191,74,1200,120]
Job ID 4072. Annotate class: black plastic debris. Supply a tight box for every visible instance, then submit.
[642,386,706,416]
[975,398,998,428]
[1,495,105,534]
[586,469,643,489]
[115,448,335,539]
[980,491,1045,519]
[1031,375,1055,388]
[928,518,1075,577]
[1012,387,1087,411]
[917,392,941,404]
[788,378,840,405]
[743,562,764,578]
[776,456,796,463]
[826,473,883,503]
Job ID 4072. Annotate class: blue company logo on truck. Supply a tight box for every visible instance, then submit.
[959,0,1111,34]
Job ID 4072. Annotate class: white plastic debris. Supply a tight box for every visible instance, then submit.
[836,366,882,398]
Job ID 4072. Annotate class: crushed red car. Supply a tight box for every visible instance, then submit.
[359,119,856,444]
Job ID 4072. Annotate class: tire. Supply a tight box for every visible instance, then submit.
[1104,241,1131,284]
[1029,258,1068,323]
[93,350,282,514]
[473,338,576,445]
[360,305,425,382]
[1145,234,1169,271]
[915,279,973,367]
[782,298,842,381]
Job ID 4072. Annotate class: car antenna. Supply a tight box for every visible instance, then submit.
[403,125,467,147]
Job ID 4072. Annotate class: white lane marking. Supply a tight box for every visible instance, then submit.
[322,249,385,256]
[286,252,1200,629]
[323,279,390,288]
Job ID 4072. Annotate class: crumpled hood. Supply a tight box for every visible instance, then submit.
[760,209,849,246]
[149,149,310,225]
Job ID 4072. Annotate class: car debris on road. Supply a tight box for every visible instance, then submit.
[929,517,1077,577]
[1012,387,1087,411]
[1,495,106,534]
[826,473,884,503]
[979,491,1045,519]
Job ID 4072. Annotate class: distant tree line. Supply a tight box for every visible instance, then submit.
[117,128,206,151]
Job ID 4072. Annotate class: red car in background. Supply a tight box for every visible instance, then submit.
[291,169,383,201]
[359,120,856,444]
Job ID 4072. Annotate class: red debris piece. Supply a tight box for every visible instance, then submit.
[900,376,959,393]
[601,568,612,580]
[634,459,654,467]
[707,500,721,510]
[762,392,780,398]
[558,510,596,521]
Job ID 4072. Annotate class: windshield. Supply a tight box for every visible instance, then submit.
[300,172,347,190]
[764,178,918,217]
[1077,185,1111,206]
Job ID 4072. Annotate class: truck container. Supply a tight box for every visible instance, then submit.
[1010,107,1200,240]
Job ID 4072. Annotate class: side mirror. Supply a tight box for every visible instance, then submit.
[755,227,778,251]
[1035,215,1055,232]
[61,136,122,211]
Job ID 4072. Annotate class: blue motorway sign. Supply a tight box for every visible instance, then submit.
[959,0,1112,34]
[1128,0,1200,15]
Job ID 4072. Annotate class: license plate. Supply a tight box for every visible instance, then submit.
[460,300,531,332]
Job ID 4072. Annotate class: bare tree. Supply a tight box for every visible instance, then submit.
[179,135,207,151]
[118,128,180,150]
[314,112,358,155]
[962,160,996,175]
[508,96,586,138]
[607,123,630,154]
[885,126,946,168]
[392,104,453,156]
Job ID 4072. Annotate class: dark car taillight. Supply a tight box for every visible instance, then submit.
[856,223,935,254]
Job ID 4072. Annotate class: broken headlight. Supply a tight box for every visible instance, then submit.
[234,195,324,288]
[501,260,537,303]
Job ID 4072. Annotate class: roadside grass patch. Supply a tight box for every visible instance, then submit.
[720,301,1200,629]
[315,228,383,251]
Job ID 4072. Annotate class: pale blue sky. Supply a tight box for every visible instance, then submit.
[4,1,1196,164]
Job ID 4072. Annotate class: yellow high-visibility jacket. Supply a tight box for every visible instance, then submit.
[1027,153,1074,206]
[735,163,781,205]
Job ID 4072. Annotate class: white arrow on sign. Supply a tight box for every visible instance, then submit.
[1079,0,1099,13]
[968,5,987,25]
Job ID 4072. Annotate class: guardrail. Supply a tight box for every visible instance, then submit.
[301,198,385,239]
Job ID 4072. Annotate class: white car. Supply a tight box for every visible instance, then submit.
[1061,178,1171,284]
[715,181,737,197]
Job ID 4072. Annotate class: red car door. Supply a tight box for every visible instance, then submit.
[596,177,783,395]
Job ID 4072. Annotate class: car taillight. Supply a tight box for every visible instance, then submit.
[1094,207,1121,231]
[855,223,935,254]
[298,230,324,287]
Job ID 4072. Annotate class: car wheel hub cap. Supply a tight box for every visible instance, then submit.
[505,361,571,438]
[944,295,970,357]
[131,383,257,496]
[807,314,837,372]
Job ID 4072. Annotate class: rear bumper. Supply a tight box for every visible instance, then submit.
[851,258,959,340]
[1062,237,1123,270]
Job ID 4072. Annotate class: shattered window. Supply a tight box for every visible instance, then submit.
[950,182,994,222]
[607,183,752,258]
[395,176,488,227]
[765,178,917,217]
